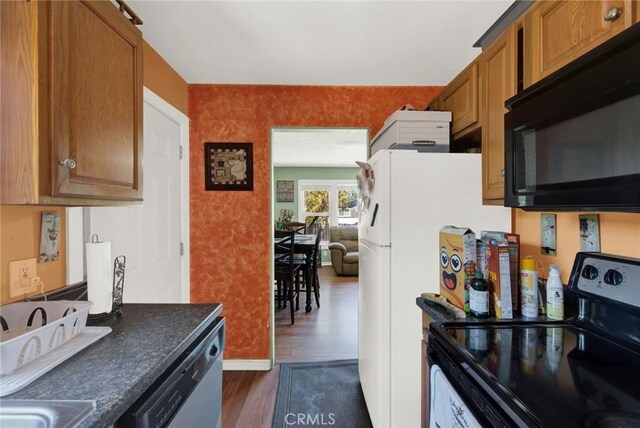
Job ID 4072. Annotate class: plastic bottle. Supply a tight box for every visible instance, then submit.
[469,271,490,318]
[546,264,564,320]
[520,258,538,318]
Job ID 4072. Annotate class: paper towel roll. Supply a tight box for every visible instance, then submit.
[86,238,112,314]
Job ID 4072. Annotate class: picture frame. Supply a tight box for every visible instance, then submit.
[276,180,294,202]
[540,213,557,256]
[204,142,253,191]
[39,211,61,263]
[579,214,601,252]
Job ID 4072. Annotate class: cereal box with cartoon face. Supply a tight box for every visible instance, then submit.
[439,226,477,312]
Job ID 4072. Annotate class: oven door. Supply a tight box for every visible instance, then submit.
[427,337,513,428]
[429,364,482,428]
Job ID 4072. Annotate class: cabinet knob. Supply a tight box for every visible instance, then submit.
[59,159,77,170]
[604,7,622,21]
[500,169,505,177]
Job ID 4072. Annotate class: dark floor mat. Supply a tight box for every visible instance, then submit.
[272,360,373,428]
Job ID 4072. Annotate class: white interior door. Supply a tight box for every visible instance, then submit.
[89,100,183,303]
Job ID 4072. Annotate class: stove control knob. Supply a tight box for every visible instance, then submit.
[604,269,623,286]
[581,264,599,280]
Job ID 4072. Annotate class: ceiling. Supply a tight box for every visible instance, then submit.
[130,0,512,86]
[272,128,368,167]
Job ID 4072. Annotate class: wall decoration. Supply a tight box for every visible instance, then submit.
[541,213,557,256]
[276,180,295,202]
[39,211,61,262]
[579,214,601,252]
[204,143,253,191]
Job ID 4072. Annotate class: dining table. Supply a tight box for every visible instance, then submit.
[274,233,317,312]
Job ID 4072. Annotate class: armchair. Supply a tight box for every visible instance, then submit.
[328,225,359,276]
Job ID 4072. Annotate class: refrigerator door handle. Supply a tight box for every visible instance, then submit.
[360,238,391,248]
[371,203,379,227]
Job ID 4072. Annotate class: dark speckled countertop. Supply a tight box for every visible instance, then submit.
[416,296,574,325]
[415,297,458,323]
[6,303,222,428]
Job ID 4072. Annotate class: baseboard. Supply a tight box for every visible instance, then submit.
[223,359,272,371]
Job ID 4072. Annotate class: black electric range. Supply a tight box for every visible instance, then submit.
[427,252,640,428]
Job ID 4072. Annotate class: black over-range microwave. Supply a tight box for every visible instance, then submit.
[504,23,640,212]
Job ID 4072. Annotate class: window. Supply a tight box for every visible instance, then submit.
[298,180,358,242]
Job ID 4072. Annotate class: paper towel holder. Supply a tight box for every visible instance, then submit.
[111,255,126,315]
[88,253,126,320]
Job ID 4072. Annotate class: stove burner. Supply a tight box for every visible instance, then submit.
[583,411,640,428]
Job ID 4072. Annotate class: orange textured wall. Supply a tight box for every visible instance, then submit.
[189,84,443,359]
[0,206,67,305]
[513,210,640,284]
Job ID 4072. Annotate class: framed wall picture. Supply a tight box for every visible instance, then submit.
[276,180,294,202]
[541,213,557,256]
[204,142,253,191]
[39,211,61,262]
[579,214,601,252]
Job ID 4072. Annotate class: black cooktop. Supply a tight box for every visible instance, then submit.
[441,324,640,428]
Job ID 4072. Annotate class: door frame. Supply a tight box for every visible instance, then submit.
[65,87,190,303]
[269,126,368,366]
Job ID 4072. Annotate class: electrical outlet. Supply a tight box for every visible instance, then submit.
[9,258,38,298]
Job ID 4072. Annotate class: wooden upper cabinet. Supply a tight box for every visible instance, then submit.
[0,0,143,205]
[440,63,479,136]
[635,0,639,23]
[428,94,444,111]
[480,28,517,203]
[525,0,634,86]
[0,0,40,204]
[49,1,143,201]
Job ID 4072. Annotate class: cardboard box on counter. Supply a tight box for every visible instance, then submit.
[485,242,513,319]
[439,226,477,312]
[481,231,520,312]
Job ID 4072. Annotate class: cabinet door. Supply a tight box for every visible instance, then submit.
[440,63,479,136]
[525,0,633,86]
[0,1,39,204]
[481,29,516,203]
[48,1,143,201]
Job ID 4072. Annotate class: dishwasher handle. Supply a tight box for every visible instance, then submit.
[209,344,219,358]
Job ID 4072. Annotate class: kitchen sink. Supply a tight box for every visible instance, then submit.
[0,400,95,428]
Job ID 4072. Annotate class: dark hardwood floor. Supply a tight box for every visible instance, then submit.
[221,367,280,428]
[275,267,358,362]
[221,267,359,427]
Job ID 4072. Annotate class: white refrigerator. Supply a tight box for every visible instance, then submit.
[358,150,511,428]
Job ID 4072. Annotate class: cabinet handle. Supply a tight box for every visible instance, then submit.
[500,169,505,177]
[604,7,622,21]
[59,159,77,170]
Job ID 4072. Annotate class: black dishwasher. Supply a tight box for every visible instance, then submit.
[117,316,225,428]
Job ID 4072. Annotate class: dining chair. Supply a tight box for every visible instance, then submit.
[274,230,289,239]
[295,231,322,311]
[274,231,304,324]
[283,221,306,234]
[307,231,322,308]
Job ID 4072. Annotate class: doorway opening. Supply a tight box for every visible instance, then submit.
[270,127,368,364]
